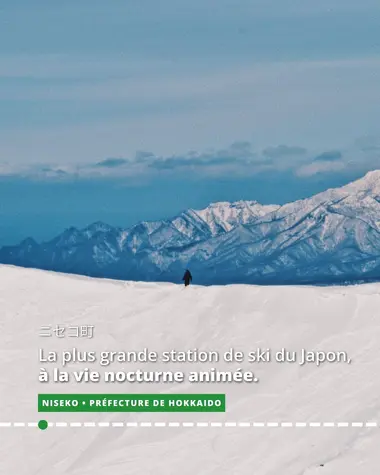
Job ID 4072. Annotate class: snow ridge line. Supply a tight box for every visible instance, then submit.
[0,422,378,428]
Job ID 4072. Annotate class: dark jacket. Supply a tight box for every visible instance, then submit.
[182,270,192,285]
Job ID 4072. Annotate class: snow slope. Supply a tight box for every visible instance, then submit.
[1,265,380,474]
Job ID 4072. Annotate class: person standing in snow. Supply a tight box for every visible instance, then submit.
[182,269,192,287]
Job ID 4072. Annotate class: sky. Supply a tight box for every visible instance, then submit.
[0,0,380,245]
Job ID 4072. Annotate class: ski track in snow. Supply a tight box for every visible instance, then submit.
[1,265,380,474]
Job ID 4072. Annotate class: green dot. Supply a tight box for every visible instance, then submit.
[38,420,48,431]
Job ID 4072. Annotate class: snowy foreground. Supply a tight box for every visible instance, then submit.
[1,265,380,474]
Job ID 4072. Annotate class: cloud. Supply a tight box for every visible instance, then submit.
[294,149,348,176]
[1,55,379,169]
[134,151,155,162]
[39,167,69,177]
[296,161,345,177]
[0,162,74,180]
[94,157,129,168]
[145,141,269,174]
[295,144,380,177]
[6,141,272,179]
[353,135,380,152]
[313,150,343,162]
[148,155,238,170]
[1,137,379,182]
[263,145,307,158]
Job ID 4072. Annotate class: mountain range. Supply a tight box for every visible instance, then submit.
[2,170,380,285]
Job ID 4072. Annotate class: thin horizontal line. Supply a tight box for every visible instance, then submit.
[0,421,378,428]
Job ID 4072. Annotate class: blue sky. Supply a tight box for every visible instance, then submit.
[0,0,380,245]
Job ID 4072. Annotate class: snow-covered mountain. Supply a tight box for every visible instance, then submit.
[2,170,380,285]
[1,265,380,474]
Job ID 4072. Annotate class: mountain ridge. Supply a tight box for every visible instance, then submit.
[2,170,380,285]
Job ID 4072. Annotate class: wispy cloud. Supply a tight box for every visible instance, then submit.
[262,145,307,159]
[147,142,259,172]
[94,158,129,168]
[0,162,73,179]
[354,135,380,152]
[2,57,380,103]
[0,55,379,166]
[2,136,380,181]
[296,161,345,177]
[313,150,343,162]
[295,137,380,177]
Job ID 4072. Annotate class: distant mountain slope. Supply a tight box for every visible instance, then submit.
[2,171,380,285]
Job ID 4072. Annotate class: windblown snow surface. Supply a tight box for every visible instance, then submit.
[1,264,380,474]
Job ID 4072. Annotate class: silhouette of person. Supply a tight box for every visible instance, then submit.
[182,269,192,287]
